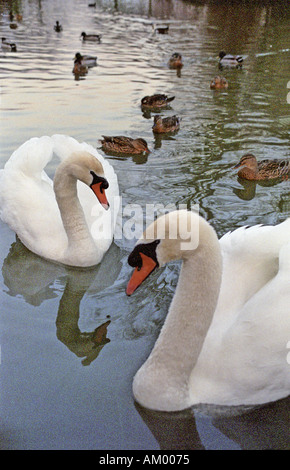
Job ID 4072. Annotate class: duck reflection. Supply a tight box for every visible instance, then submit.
[135,396,290,450]
[2,237,121,365]
[233,176,286,201]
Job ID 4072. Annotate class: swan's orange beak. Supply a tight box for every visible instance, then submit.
[126,253,157,296]
[91,182,110,210]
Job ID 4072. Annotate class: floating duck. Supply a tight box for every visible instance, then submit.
[141,94,175,109]
[74,52,97,67]
[54,21,63,32]
[168,53,183,69]
[126,210,290,411]
[88,2,96,6]
[72,56,88,76]
[234,153,290,181]
[9,12,22,21]
[81,32,102,42]
[152,24,169,34]
[210,75,228,90]
[100,136,150,155]
[219,51,243,68]
[1,37,17,52]
[152,115,180,134]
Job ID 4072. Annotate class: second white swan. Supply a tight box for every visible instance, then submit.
[0,135,120,267]
[127,210,290,411]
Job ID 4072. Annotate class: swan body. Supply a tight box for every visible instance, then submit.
[0,135,120,267]
[127,210,290,411]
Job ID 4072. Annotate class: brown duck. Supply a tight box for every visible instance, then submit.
[152,115,180,134]
[141,94,175,109]
[210,76,228,90]
[168,53,183,69]
[99,136,150,155]
[234,153,290,181]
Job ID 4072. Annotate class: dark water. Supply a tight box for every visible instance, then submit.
[0,0,289,450]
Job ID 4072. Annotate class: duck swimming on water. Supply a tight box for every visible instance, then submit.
[234,154,290,181]
[219,51,243,68]
[100,136,150,155]
[152,115,180,134]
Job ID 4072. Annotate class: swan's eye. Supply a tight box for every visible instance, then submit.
[128,240,160,268]
[90,171,109,192]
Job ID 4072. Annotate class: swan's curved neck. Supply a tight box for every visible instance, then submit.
[54,170,96,255]
[134,226,222,410]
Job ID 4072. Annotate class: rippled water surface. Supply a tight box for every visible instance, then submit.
[0,0,289,450]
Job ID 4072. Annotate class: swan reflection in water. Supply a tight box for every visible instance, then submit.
[136,396,290,450]
[2,237,121,365]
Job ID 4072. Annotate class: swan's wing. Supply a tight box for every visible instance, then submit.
[0,137,66,259]
[190,240,290,406]
[215,219,290,320]
[4,136,54,176]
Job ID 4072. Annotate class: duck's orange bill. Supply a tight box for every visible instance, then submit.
[91,182,110,210]
[126,253,157,296]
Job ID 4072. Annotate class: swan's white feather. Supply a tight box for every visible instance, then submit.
[0,135,120,266]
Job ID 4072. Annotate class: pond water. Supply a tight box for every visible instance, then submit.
[0,0,289,450]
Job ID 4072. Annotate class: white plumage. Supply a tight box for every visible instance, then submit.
[0,135,120,267]
[128,210,290,411]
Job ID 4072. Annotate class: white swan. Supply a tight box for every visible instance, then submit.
[0,135,120,267]
[126,210,290,411]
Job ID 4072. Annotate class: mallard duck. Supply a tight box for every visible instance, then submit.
[81,32,102,42]
[100,136,150,155]
[72,56,88,75]
[9,12,22,21]
[234,153,290,181]
[74,52,97,67]
[152,24,169,34]
[152,115,180,134]
[168,52,183,69]
[210,75,228,90]
[219,51,243,68]
[54,21,63,32]
[1,37,17,52]
[9,23,18,29]
[141,94,175,109]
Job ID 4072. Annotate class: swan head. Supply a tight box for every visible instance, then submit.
[126,210,211,295]
[54,151,110,210]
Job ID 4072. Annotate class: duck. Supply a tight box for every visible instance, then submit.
[9,12,22,21]
[0,135,120,267]
[54,21,63,32]
[141,94,175,109]
[74,52,97,67]
[126,209,290,411]
[152,24,169,34]
[81,32,102,42]
[99,136,150,155]
[9,23,18,29]
[72,56,88,76]
[168,53,183,69]
[1,37,17,52]
[234,153,290,181]
[152,115,180,134]
[210,75,228,90]
[219,51,243,68]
